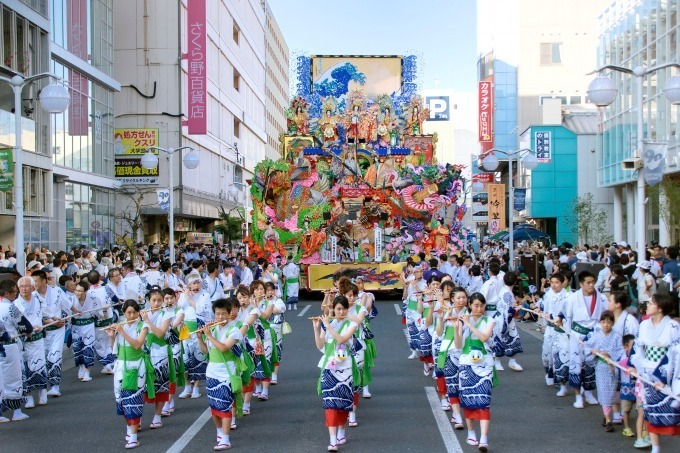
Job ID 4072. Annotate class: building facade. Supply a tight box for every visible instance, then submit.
[0,0,120,252]
[113,0,283,244]
[264,1,288,161]
[475,0,611,238]
[596,0,680,245]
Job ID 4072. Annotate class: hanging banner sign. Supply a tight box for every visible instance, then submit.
[186,0,207,135]
[642,143,666,186]
[478,80,493,142]
[0,148,13,192]
[535,131,552,163]
[487,183,506,233]
[157,189,170,212]
[513,188,527,211]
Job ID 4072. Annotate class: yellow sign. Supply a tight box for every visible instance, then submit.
[487,183,506,234]
[114,128,159,155]
[307,262,404,291]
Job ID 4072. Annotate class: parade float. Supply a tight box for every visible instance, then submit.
[246,55,469,290]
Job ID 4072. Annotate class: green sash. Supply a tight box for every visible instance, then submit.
[407,300,418,311]
[283,277,299,301]
[436,325,455,368]
[461,317,498,388]
[317,321,359,395]
[185,320,198,332]
[208,324,248,415]
[572,322,592,336]
[72,317,95,326]
[120,324,156,399]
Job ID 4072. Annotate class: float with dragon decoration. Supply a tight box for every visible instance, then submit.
[248,55,469,291]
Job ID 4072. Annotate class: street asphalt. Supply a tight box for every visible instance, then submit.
[1,296,679,452]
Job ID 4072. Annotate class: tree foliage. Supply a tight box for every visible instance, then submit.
[647,177,680,245]
[567,193,612,245]
[113,186,157,260]
[214,206,244,251]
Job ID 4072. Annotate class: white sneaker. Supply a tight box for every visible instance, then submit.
[191,389,201,399]
[508,359,523,372]
[47,385,61,397]
[25,395,35,409]
[494,360,504,371]
[545,376,555,386]
[556,385,568,397]
[38,389,48,405]
[12,410,29,421]
[584,391,598,405]
[78,365,85,380]
[408,351,418,359]
[573,395,584,409]
[0,416,10,423]
[362,387,372,398]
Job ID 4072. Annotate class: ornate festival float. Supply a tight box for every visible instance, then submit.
[247,55,468,291]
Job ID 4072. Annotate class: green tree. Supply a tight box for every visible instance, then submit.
[214,206,244,251]
[567,193,612,245]
[648,177,680,245]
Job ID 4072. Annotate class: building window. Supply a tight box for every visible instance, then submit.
[233,69,240,92]
[234,117,240,138]
[65,182,115,250]
[540,42,562,65]
[233,23,239,44]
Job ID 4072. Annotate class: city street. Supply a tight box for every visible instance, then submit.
[2,297,678,452]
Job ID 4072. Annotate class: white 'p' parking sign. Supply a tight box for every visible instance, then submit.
[426,96,450,121]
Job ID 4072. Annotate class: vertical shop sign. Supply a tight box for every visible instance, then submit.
[187,0,207,135]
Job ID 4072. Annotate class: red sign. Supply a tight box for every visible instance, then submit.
[478,79,493,143]
[472,173,494,184]
[67,0,89,136]
[187,0,207,135]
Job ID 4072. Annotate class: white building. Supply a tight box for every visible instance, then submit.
[113,0,280,244]
[264,1,289,161]
[0,0,121,252]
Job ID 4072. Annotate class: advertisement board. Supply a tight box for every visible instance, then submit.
[307,262,404,291]
[187,232,213,245]
[186,0,207,135]
[478,80,493,143]
[311,55,402,100]
[114,128,160,185]
[487,183,506,233]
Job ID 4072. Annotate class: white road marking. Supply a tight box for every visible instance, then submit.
[298,304,311,316]
[166,407,211,453]
[425,387,464,453]
[394,303,401,315]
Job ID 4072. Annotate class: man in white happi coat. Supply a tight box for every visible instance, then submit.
[203,261,225,302]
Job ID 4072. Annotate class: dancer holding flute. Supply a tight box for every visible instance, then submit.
[312,295,358,452]
[72,281,96,382]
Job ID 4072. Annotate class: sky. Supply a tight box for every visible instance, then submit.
[266,0,478,94]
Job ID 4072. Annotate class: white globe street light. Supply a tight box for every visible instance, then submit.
[521,153,539,170]
[482,154,499,172]
[587,76,618,107]
[183,151,200,169]
[140,152,159,170]
[39,83,71,113]
[663,75,680,104]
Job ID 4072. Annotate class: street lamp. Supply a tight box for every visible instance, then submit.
[141,146,199,263]
[227,182,249,257]
[0,73,71,274]
[480,148,539,270]
[587,63,680,266]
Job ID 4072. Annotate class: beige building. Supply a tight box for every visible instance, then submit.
[264,1,289,161]
[113,0,287,244]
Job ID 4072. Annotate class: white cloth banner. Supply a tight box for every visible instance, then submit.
[642,143,666,186]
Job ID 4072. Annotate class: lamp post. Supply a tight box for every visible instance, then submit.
[587,63,680,265]
[480,148,539,270]
[0,73,70,274]
[227,182,249,257]
[141,146,199,264]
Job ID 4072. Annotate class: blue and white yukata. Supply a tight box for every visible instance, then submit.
[433,303,463,403]
[458,315,496,420]
[562,289,607,391]
[0,298,27,412]
[630,317,680,435]
[318,319,358,427]
[15,295,47,395]
[585,329,624,409]
[91,284,116,369]
[492,286,523,359]
[35,286,71,388]
[178,290,210,381]
[72,291,97,369]
[206,322,244,418]
[113,321,150,426]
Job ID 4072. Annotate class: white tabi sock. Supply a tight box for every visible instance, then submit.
[651,447,660,453]
[153,414,161,423]
[330,434,337,446]
[613,411,621,420]
[126,425,132,436]
[467,430,476,441]
[128,433,137,443]
[255,385,263,394]
[217,427,223,437]
[338,427,346,438]
[183,385,191,393]
[243,403,250,411]
[480,434,488,444]
[261,388,268,397]
[221,435,230,444]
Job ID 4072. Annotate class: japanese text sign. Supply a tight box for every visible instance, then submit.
[478,80,493,143]
[187,0,207,135]
[487,183,506,233]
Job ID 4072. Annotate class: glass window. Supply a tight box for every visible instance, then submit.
[540,43,562,65]
[64,182,115,249]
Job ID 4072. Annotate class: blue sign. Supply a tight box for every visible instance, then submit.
[513,188,526,211]
[426,96,450,121]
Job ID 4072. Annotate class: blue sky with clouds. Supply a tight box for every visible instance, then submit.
[266,0,478,93]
